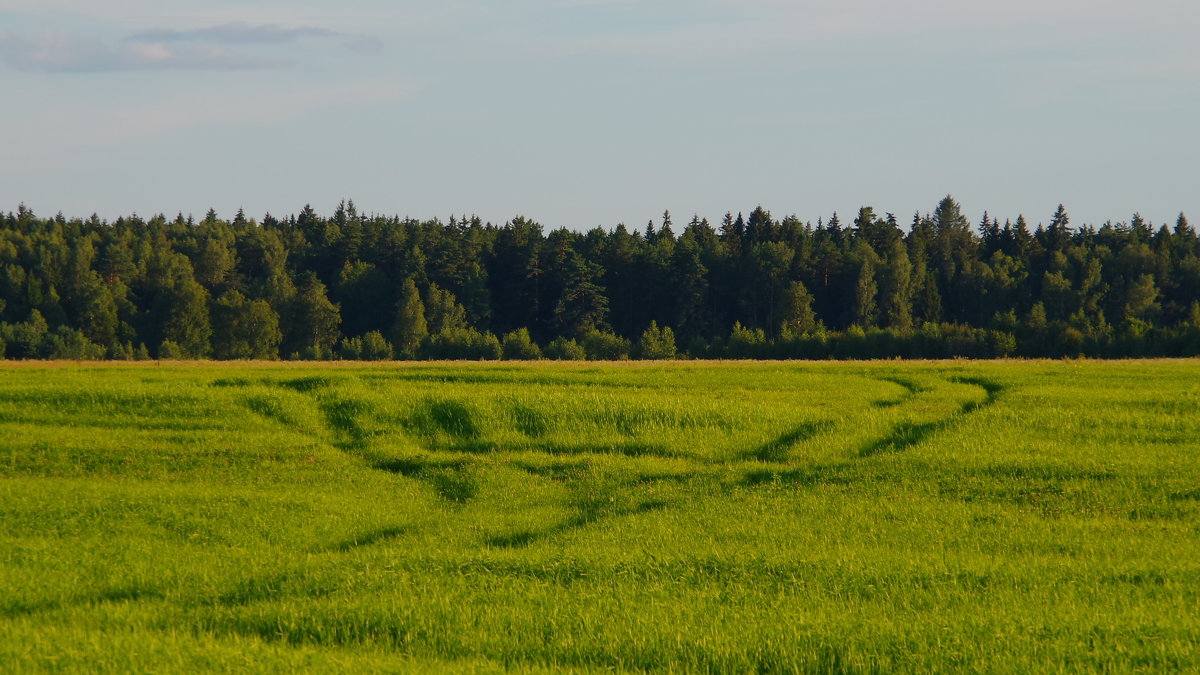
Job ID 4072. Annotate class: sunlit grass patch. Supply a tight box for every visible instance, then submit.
[1,359,1199,671]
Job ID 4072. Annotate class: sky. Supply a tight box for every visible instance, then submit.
[2,0,1197,230]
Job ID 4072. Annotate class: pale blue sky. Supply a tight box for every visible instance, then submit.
[2,0,1197,229]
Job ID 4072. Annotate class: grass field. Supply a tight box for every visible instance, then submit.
[1,360,1198,672]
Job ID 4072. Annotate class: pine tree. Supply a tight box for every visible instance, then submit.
[554,252,609,338]
[1047,204,1072,251]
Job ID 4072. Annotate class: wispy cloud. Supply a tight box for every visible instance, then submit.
[0,32,276,72]
[0,22,381,73]
[127,22,339,45]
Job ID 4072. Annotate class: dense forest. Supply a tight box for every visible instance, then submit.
[1,196,1198,360]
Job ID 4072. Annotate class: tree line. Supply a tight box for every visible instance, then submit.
[1,196,1198,361]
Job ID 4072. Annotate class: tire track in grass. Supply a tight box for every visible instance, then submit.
[0,586,166,619]
[742,375,1008,487]
[871,375,929,408]
[485,492,669,549]
[319,525,414,553]
[234,377,676,552]
[222,377,476,564]
[229,377,482,508]
[858,375,1005,458]
[741,420,833,463]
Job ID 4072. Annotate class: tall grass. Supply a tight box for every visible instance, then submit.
[1,360,1198,671]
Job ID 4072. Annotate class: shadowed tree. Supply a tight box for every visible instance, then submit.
[212,290,282,360]
[880,238,913,331]
[852,245,879,328]
[554,251,610,338]
[285,272,341,359]
[391,277,428,358]
[916,269,942,325]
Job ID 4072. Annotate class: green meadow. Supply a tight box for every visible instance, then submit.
[1,360,1198,672]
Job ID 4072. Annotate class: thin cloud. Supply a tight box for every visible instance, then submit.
[126,22,340,45]
[0,22,383,73]
[125,22,384,59]
[0,32,276,72]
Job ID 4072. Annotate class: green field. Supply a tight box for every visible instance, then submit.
[2,361,1198,672]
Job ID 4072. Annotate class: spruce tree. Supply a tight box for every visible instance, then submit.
[554,252,609,338]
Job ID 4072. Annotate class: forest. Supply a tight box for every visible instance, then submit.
[1,196,1198,360]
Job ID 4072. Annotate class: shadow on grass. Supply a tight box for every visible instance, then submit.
[743,420,832,462]
[859,420,946,457]
[408,399,482,441]
[318,397,377,452]
[0,585,166,619]
[373,455,478,505]
[213,571,339,607]
[275,376,344,393]
[859,376,1006,458]
[485,499,669,549]
[538,441,685,460]
[743,461,859,488]
[323,525,413,553]
[872,376,929,408]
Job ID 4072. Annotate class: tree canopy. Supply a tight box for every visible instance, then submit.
[1,197,1198,360]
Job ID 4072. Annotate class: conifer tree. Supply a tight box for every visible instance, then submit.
[670,238,710,341]
[554,252,609,338]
